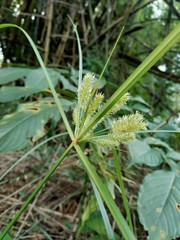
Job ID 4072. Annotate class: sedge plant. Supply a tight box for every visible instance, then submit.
[0,22,180,240]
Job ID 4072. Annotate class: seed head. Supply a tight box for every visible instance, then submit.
[79,73,94,109]
[87,93,104,115]
[111,112,147,133]
[106,93,130,116]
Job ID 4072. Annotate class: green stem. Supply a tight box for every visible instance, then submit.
[0,142,74,240]
[113,148,134,232]
[67,17,83,136]
[67,16,83,89]
[74,144,136,240]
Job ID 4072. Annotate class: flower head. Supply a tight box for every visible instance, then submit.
[73,72,148,146]
[79,73,94,109]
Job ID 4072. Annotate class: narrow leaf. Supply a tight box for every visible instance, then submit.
[74,145,136,240]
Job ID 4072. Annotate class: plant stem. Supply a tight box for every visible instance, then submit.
[113,148,134,233]
[74,144,136,240]
[0,142,74,240]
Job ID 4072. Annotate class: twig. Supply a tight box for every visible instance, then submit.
[44,0,54,65]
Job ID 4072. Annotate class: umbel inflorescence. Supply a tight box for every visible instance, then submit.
[73,73,147,146]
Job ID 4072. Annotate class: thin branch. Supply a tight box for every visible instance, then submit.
[164,0,180,19]
[44,0,54,65]
[131,0,156,15]
[119,53,180,83]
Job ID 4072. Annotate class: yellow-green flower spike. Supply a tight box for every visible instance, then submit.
[108,132,136,143]
[72,106,79,125]
[87,93,104,115]
[79,73,94,109]
[94,138,119,147]
[106,93,130,116]
[111,112,147,134]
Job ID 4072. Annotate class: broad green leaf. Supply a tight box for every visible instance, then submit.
[166,151,180,161]
[132,103,150,113]
[128,140,164,167]
[0,67,31,84]
[144,137,172,150]
[0,68,61,102]
[59,75,77,92]
[0,67,79,102]
[25,68,60,89]
[0,101,60,152]
[0,232,12,240]
[0,86,38,102]
[166,160,180,173]
[131,96,151,113]
[131,96,150,107]
[138,170,180,240]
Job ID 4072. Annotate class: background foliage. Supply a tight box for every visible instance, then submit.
[0,0,180,239]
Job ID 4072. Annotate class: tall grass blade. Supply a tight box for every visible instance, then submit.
[113,148,133,232]
[74,144,136,240]
[90,178,115,240]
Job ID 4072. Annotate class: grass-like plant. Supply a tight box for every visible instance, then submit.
[0,22,180,240]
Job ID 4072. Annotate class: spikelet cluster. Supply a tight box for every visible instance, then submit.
[111,112,147,133]
[73,72,147,146]
[72,106,79,125]
[79,73,94,109]
[106,93,130,116]
[87,93,104,115]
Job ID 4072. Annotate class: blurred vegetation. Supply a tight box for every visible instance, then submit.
[0,0,180,239]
